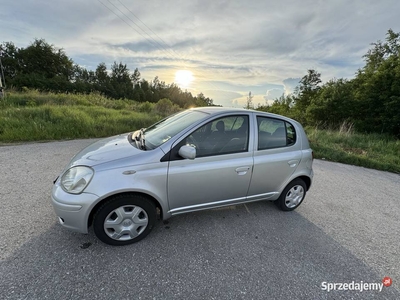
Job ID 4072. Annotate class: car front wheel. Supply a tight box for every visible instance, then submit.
[276,179,306,211]
[93,194,156,245]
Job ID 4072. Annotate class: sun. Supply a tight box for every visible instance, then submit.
[174,70,194,88]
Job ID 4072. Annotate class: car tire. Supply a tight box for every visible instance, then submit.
[93,194,156,246]
[276,179,306,211]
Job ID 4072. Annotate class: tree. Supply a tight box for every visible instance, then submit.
[95,63,109,84]
[0,38,214,107]
[18,39,73,80]
[258,94,294,117]
[352,29,400,136]
[255,30,400,137]
[0,42,20,81]
[291,69,322,124]
[306,78,354,127]
[245,91,254,109]
[131,68,141,85]
[0,39,74,90]
[153,98,180,116]
[295,70,321,107]
[110,62,134,99]
[195,92,213,107]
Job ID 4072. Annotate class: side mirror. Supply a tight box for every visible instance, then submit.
[179,145,196,160]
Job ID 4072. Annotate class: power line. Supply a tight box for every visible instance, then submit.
[116,0,185,61]
[105,0,179,61]
[97,0,222,92]
[101,0,194,66]
[97,0,175,61]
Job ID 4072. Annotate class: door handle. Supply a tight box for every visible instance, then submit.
[288,160,299,168]
[235,166,250,175]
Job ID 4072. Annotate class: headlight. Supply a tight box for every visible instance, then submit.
[61,166,94,194]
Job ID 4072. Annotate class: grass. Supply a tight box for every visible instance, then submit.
[1,90,399,173]
[306,127,400,174]
[0,90,161,142]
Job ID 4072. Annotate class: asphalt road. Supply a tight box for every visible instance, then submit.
[0,139,399,299]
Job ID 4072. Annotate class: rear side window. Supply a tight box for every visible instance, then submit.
[257,117,296,150]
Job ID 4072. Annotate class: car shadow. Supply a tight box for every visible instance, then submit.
[1,201,398,300]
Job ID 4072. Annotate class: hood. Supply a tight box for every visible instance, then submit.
[69,134,142,167]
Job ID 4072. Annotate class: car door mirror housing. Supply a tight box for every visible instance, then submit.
[179,145,196,160]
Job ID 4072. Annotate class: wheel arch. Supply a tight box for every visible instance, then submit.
[88,191,164,228]
[297,175,312,191]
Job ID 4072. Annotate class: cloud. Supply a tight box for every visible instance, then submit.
[2,0,400,106]
[283,78,301,95]
[202,90,243,107]
[265,88,284,101]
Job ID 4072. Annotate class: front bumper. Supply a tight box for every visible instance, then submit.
[51,183,99,234]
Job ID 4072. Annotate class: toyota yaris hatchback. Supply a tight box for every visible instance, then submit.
[52,107,313,245]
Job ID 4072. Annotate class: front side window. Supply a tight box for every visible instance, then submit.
[185,115,249,157]
[257,117,296,150]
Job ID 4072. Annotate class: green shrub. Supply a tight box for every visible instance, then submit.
[153,98,180,117]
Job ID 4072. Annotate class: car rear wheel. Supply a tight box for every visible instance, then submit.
[276,179,306,211]
[93,194,156,245]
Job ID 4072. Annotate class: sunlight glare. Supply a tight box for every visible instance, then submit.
[174,70,194,88]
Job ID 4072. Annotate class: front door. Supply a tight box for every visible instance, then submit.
[167,114,253,214]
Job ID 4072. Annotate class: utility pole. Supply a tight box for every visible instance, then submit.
[0,78,3,99]
[0,54,5,99]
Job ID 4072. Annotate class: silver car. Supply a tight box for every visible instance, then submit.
[52,107,313,245]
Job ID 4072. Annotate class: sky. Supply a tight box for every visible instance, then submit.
[1,0,400,107]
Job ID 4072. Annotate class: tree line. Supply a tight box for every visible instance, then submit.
[2,31,399,137]
[258,29,400,138]
[0,39,213,108]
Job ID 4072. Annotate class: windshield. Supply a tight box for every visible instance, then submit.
[143,110,207,149]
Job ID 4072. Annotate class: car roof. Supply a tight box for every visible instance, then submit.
[192,106,250,114]
[191,106,299,124]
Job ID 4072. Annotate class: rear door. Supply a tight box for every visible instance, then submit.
[247,115,302,200]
